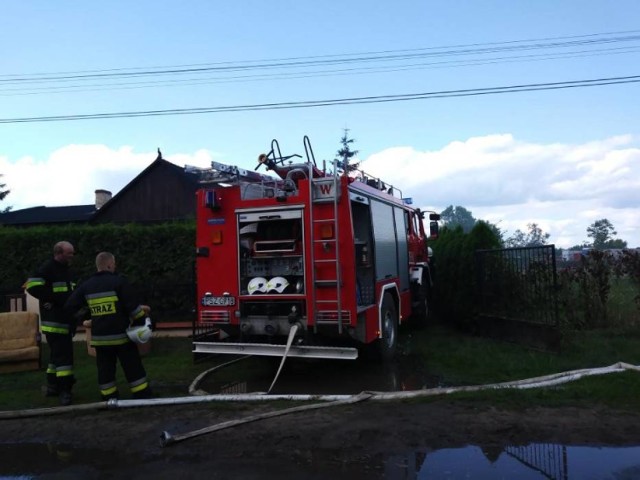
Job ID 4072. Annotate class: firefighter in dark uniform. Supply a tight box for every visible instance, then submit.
[65,251,152,400]
[25,241,77,406]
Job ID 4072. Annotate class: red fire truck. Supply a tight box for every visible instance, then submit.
[191,137,439,360]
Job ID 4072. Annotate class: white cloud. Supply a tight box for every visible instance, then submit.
[0,145,216,209]
[1,136,639,249]
[360,134,640,248]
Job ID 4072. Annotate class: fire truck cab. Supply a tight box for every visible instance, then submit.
[191,137,438,360]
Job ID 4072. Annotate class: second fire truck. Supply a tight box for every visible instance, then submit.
[190,136,439,360]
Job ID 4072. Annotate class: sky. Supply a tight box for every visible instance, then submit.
[0,0,639,248]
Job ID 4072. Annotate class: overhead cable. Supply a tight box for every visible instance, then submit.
[1,45,638,97]
[0,30,639,84]
[0,75,638,124]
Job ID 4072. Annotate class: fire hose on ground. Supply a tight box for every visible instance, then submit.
[1,328,639,446]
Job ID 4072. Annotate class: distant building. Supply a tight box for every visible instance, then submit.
[0,150,200,227]
[560,250,583,262]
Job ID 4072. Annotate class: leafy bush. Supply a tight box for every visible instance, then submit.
[430,221,502,327]
[558,249,640,330]
[614,249,640,308]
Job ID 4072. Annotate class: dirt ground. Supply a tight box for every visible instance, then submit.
[2,399,640,479]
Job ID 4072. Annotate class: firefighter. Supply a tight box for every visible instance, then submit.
[65,251,152,400]
[25,241,77,406]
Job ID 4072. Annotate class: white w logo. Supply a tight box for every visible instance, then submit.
[319,183,332,195]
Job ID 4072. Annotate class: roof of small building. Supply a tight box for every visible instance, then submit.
[0,205,96,226]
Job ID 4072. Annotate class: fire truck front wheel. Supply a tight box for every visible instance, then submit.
[377,293,398,361]
[411,277,431,329]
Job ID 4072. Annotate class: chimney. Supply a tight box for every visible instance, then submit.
[95,189,112,209]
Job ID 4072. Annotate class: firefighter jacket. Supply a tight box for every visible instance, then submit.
[25,259,76,335]
[64,271,147,347]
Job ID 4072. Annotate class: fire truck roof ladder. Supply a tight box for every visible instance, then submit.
[351,167,403,199]
[187,161,276,185]
[186,160,285,200]
[310,159,344,335]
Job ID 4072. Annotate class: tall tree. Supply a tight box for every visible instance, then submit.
[505,223,550,248]
[439,205,476,233]
[0,174,11,213]
[586,218,626,249]
[335,128,359,173]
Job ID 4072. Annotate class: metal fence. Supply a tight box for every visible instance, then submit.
[476,245,559,326]
[475,245,560,350]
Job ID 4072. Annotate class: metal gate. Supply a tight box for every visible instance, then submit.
[475,245,559,349]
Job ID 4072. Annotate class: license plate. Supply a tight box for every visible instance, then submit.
[201,296,236,307]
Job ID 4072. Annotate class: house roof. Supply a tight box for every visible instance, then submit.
[90,152,200,222]
[0,205,95,226]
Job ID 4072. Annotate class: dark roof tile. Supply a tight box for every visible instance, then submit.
[0,205,95,225]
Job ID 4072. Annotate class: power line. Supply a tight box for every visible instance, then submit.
[1,45,638,97]
[1,75,638,124]
[8,29,637,76]
[1,31,639,84]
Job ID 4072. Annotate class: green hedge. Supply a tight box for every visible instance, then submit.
[429,221,502,327]
[0,223,196,320]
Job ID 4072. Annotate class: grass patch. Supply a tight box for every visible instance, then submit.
[608,277,640,327]
[402,323,640,409]
[435,371,640,410]
[0,337,207,410]
[409,324,640,382]
[2,325,640,412]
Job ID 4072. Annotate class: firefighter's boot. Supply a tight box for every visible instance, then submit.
[57,376,75,405]
[44,367,58,397]
[59,390,72,406]
[133,386,153,400]
[101,391,120,402]
[44,385,59,397]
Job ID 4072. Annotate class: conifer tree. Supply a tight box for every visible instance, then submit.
[335,128,359,173]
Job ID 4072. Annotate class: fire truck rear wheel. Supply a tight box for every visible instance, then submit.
[377,292,398,361]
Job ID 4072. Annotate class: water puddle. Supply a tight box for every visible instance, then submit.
[384,444,640,479]
[200,353,443,395]
[2,442,639,478]
[0,442,136,478]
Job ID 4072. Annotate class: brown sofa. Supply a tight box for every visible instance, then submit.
[0,312,41,373]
